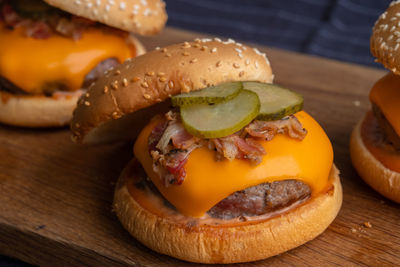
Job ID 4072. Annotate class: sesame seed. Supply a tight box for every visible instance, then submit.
[161,48,167,53]
[194,38,201,43]
[159,77,167,82]
[239,71,244,77]
[200,46,208,51]
[388,35,394,41]
[84,101,91,106]
[165,53,172,57]
[201,38,212,43]
[235,48,242,53]
[193,43,200,48]
[87,3,93,8]
[391,17,397,21]
[115,70,121,75]
[119,2,126,10]
[141,0,147,6]
[168,80,174,89]
[75,0,81,5]
[157,72,165,77]
[122,78,128,86]
[143,94,151,99]
[105,4,110,12]
[214,38,222,42]
[255,61,259,69]
[245,59,250,65]
[146,71,155,76]
[96,0,101,7]
[233,63,240,68]
[111,83,118,90]
[182,52,190,56]
[216,61,222,67]
[211,47,217,53]
[190,58,198,63]
[183,42,191,48]
[132,77,140,82]
[103,86,109,93]
[391,26,396,32]
[238,53,243,58]
[395,43,399,50]
[143,8,151,16]
[383,24,389,31]
[155,47,160,50]
[85,93,90,97]
[141,82,149,88]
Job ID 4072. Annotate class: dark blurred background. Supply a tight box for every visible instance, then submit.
[165,0,392,68]
[0,0,393,266]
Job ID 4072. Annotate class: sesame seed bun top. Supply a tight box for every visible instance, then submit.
[70,38,274,144]
[371,0,400,74]
[44,0,167,35]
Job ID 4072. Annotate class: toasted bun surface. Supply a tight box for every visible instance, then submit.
[44,0,167,35]
[113,161,342,263]
[0,91,83,127]
[371,1,400,74]
[71,39,274,144]
[350,115,400,203]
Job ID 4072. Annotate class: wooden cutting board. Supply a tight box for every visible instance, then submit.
[1,27,398,266]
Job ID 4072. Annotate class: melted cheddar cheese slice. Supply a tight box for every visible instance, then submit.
[0,23,135,94]
[135,111,333,217]
[370,72,400,137]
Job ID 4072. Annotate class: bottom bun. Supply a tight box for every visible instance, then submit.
[350,115,400,203]
[113,160,342,263]
[0,91,83,127]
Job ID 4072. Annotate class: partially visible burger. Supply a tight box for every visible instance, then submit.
[350,1,400,203]
[0,0,166,127]
[71,39,342,263]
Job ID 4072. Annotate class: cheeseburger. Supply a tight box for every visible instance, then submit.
[71,39,342,263]
[350,1,400,203]
[0,0,166,127]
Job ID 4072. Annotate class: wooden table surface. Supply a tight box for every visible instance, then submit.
[1,27,399,266]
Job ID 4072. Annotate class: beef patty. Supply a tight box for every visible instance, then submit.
[0,57,119,95]
[372,103,400,150]
[208,180,311,219]
[137,164,311,220]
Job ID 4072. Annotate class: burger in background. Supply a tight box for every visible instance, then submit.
[0,0,167,127]
[350,1,400,203]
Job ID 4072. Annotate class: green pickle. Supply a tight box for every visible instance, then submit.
[172,82,242,106]
[243,81,303,120]
[180,90,260,139]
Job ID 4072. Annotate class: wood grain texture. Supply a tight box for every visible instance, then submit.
[1,27,399,266]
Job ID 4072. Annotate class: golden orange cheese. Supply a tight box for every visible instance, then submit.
[0,23,136,94]
[370,72,400,137]
[134,111,334,217]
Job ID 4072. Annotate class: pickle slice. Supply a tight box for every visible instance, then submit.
[243,82,303,121]
[172,82,242,106]
[180,90,260,138]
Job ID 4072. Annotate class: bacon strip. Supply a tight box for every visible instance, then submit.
[0,1,106,40]
[245,115,307,141]
[148,112,307,186]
